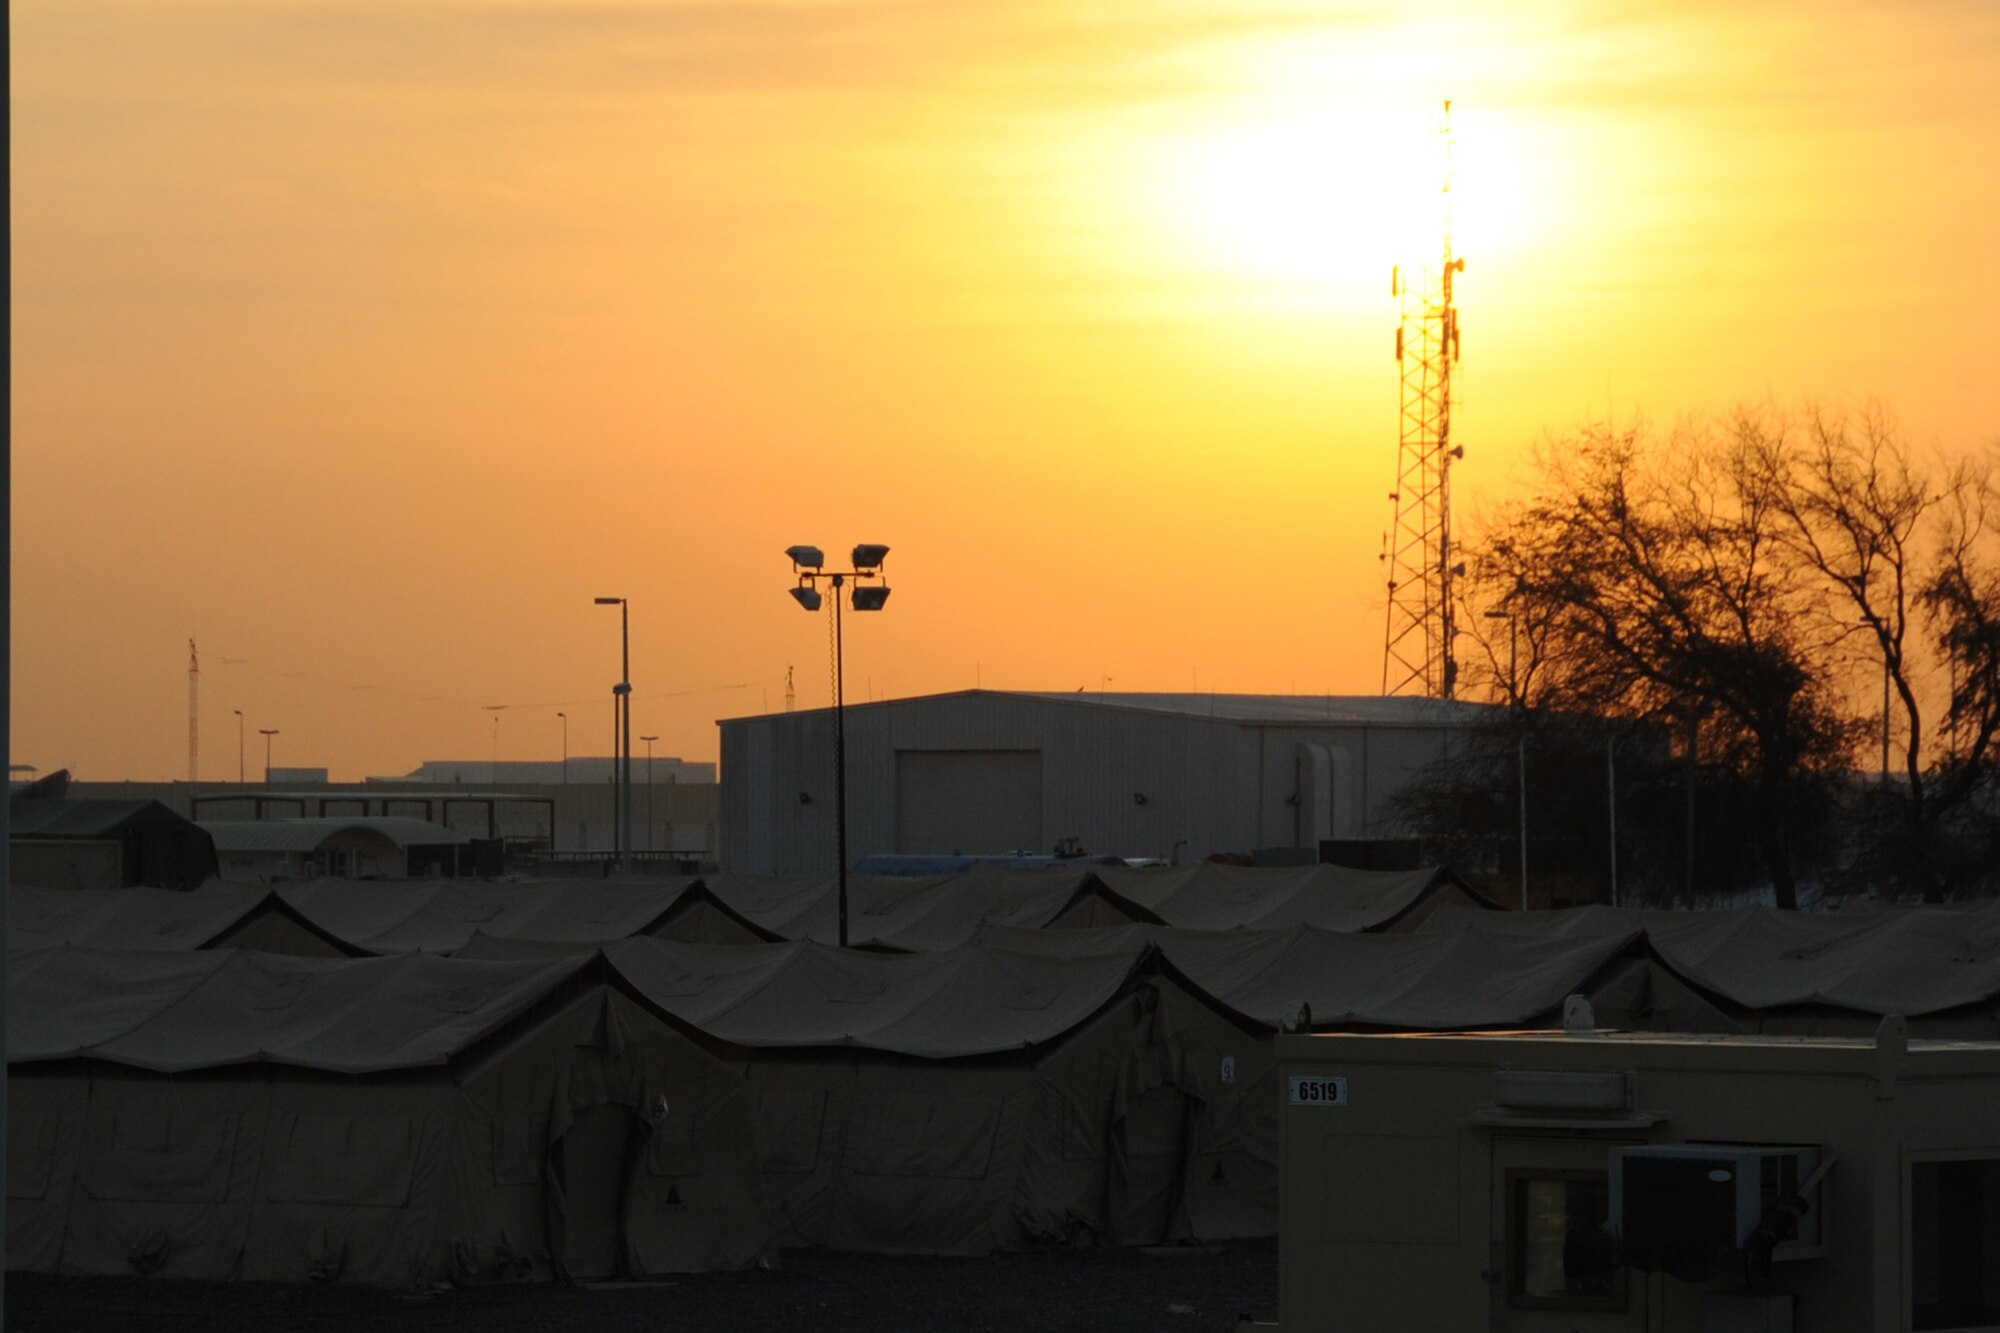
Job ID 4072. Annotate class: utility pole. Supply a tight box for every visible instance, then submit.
[1383,100,1467,700]
[188,638,200,784]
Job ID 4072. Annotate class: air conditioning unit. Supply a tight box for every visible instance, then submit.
[1609,1145,1823,1279]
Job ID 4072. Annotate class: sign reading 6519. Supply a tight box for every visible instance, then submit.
[1288,1075,1348,1107]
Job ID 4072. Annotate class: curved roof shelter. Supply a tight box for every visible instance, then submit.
[201,817,468,854]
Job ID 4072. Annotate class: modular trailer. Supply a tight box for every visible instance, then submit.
[1273,1025,2000,1332]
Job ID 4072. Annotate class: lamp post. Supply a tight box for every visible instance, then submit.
[1484,609,1527,910]
[642,734,659,854]
[233,709,245,783]
[484,705,504,785]
[594,596,631,869]
[784,543,893,947]
[557,712,569,785]
[259,729,279,783]
[1683,707,1701,907]
[1881,649,1892,787]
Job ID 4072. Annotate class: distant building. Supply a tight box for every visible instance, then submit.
[718,690,1503,874]
[389,757,715,786]
[10,775,218,890]
[202,816,470,881]
[70,774,720,864]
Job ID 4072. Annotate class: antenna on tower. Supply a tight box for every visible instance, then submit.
[188,637,201,783]
[1382,99,1467,700]
[784,664,796,713]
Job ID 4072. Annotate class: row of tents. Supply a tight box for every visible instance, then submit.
[10,938,1270,1284]
[8,862,1490,955]
[13,866,2000,1287]
[16,865,2000,1034]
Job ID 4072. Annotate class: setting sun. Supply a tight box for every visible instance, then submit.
[10,0,1998,782]
[1162,98,1542,287]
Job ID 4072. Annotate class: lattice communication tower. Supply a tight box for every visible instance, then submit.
[1381,101,1466,699]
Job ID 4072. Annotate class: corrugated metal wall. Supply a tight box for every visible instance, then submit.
[717,693,1464,873]
[895,750,1042,854]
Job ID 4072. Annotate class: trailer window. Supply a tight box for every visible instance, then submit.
[1506,1168,1624,1311]
[1913,1157,2000,1331]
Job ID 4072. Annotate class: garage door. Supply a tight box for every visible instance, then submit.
[895,750,1043,855]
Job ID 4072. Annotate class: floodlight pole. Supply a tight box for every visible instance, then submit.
[784,547,892,948]
[1485,608,1527,910]
[833,579,848,946]
[616,679,631,865]
[595,597,631,869]
[642,734,659,853]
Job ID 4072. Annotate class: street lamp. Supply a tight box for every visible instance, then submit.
[594,596,632,868]
[642,734,659,854]
[484,705,504,785]
[1675,704,1708,908]
[1484,608,1527,911]
[259,729,280,783]
[557,712,569,785]
[1880,643,1892,787]
[784,543,893,947]
[233,709,245,784]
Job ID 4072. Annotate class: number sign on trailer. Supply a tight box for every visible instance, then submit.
[1288,1075,1348,1106]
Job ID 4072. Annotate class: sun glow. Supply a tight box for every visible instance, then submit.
[1162,98,1541,287]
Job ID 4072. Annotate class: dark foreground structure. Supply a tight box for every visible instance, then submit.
[7,1243,1279,1333]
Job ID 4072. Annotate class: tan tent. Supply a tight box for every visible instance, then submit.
[1090,862,1495,932]
[9,880,350,956]
[590,936,1276,1251]
[1415,900,2000,1036]
[977,918,1649,1031]
[696,871,940,942]
[700,867,1134,949]
[7,947,770,1283]
[275,876,762,954]
[1641,900,2000,1036]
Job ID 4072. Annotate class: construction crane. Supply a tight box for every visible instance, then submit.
[1381,100,1466,700]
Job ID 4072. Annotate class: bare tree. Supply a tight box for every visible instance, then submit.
[1469,420,1855,909]
[1744,404,2000,901]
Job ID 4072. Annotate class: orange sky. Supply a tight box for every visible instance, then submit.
[13,0,2000,781]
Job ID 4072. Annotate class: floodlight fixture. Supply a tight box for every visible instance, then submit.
[779,541,905,947]
[594,596,623,606]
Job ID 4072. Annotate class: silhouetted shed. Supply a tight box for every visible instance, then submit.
[9,796,218,890]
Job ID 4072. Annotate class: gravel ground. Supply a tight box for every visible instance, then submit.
[6,1241,1278,1333]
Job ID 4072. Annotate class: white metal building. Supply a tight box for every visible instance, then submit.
[717,690,1501,874]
